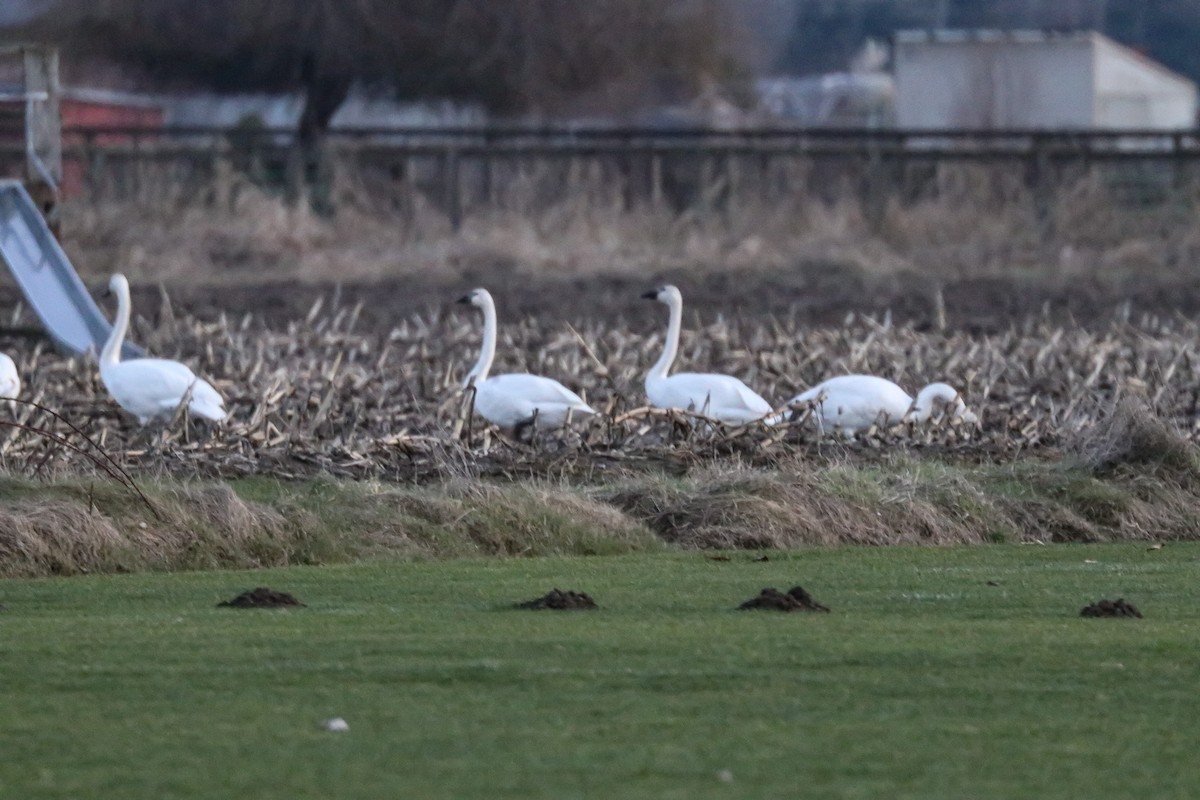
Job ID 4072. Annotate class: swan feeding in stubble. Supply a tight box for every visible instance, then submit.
[787,374,976,435]
[0,352,19,402]
[458,288,595,436]
[641,285,772,424]
[99,273,227,425]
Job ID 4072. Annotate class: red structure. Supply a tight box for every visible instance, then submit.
[61,88,162,131]
[0,86,164,197]
[59,88,164,196]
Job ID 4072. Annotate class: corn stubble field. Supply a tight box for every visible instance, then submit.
[6,286,1200,473]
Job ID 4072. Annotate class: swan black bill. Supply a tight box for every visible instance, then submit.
[456,294,473,304]
[640,290,658,300]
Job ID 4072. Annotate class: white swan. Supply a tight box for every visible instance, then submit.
[642,285,772,424]
[458,288,595,437]
[787,374,977,435]
[100,274,227,425]
[0,352,19,401]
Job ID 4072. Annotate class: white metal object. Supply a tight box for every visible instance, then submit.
[0,180,143,357]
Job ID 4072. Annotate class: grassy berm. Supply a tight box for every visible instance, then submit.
[1,398,1198,577]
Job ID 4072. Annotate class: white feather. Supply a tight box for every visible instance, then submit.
[0,352,20,400]
[642,285,771,424]
[460,288,595,430]
[789,374,976,435]
[99,274,228,425]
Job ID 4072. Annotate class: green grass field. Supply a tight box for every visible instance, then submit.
[2,544,1198,799]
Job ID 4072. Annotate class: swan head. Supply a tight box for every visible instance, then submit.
[912,382,978,425]
[105,273,129,298]
[641,284,682,306]
[457,287,493,309]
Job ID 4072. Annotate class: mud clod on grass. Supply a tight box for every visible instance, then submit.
[738,585,830,612]
[217,587,306,609]
[515,589,598,610]
[1080,598,1142,618]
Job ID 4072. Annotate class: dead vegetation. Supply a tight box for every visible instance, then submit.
[56,158,1200,288]
[0,473,668,578]
[1,274,1198,482]
[1,396,1199,578]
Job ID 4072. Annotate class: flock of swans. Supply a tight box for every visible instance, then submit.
[458,283,976,438]
[0,275,977,442]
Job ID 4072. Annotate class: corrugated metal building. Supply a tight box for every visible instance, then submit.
[894,30,1198,129]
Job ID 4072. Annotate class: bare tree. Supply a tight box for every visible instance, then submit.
[29,0,745,126]
[27,0,745,205]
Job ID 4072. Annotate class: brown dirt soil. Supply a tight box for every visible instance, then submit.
[217,587,306,609]
[1080,598,1142,618]
[147,272,1200,332]
[738,585,831,612]
[514,588,598,610]
[7,266,1200,341]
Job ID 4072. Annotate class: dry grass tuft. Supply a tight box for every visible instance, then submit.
[0,499,133,577]
[0,475,663,577]
[607,449,1200,550]
[1070,395,1200,482]
[9,441,1200,577]
[607,460,1004,549]
[349,480,661,558]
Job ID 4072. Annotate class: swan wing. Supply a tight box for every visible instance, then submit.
[789,375,912,432]
[0,353,19,399]
[473,374,595,428]
[483,374,593,409]
[138,361,226,418]
[727,377,773,415]
[103,359,226,421]
[650,373,771,422]
[186,377,228,421]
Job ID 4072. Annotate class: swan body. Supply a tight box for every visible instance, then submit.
[100,274,227,425]
[459,288,595,433]
[788,374,976,435]
[0,353,19,400]
[642,285,772,424]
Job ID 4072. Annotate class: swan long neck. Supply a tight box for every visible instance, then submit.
[466,293,497,386]
[100,278,130,368]
[647,293,682,383]
[910,384,957,423]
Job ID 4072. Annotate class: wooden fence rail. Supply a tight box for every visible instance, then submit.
[4,126,1199,225]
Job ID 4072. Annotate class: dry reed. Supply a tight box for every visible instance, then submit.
[57,158,1200,286]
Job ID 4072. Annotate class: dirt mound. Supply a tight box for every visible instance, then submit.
[1080,598,1142,618]
[217,587,306,609]
[738,585,830,612]
[514,588,598,610]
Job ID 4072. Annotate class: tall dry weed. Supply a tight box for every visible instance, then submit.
[55,155,1200,286]
[1069,395,1200,483]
